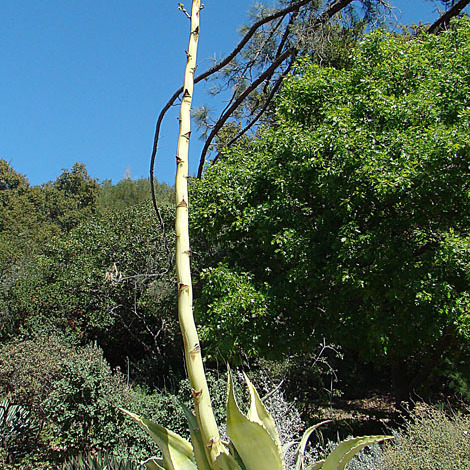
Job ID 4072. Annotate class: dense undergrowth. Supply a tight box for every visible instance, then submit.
[0,337,468,469]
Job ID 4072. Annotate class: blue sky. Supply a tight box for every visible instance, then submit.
[0,1,457,186]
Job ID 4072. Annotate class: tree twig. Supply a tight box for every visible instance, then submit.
[213,55,296,164]
[428,0,470,33]
[197,48,294,177]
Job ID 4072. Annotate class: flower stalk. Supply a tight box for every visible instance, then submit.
[174,1,229,467]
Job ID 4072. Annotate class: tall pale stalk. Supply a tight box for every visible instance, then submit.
[123,4,393,469]
[174,1,229,467]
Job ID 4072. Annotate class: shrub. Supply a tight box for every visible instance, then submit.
[0,334,213,466]
[346,403,470,470]
[0,336,143,465]
[380,404,470,470]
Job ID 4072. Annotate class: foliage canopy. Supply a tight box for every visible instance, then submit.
[192,19,470,395]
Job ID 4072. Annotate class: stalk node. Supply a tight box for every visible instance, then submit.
[182,131,192,139]
[191,388,203,400]
[177,198,188,207]
[177,283,189,296]
[177,3,191,19]
[207,437,220,448]
[190,343,201,355]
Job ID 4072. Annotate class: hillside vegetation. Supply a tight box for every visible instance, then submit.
[1,16,469,470]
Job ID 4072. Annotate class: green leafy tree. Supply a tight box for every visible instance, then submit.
[1,201,179,384]
[0,161,99,274]
[192,19,470,399]
[43,163,100,231]
[98,178,173,213]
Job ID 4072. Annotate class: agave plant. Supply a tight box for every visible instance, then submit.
[123,371,391,470]
[123,2,392,469]
[62,451,140,470]
[0,396,39,463]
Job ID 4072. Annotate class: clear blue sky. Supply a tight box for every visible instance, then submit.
[0,1,457,186]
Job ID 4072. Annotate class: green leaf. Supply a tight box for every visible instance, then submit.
[305,461,325,470]
[226,371,284,470]
[143,457,166,470]
[212,451,244,470]
[244,372,282,452]
[182,405,212,470]
[121,408,197,470]
[321,435,393,470]
[295,421,332,470]
[227,441,248,470]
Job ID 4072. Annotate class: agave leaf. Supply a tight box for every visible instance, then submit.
[244,372,282,452]
[226,371,284,470]
[182,405,212,470]
[321,435,394,470]
[305,460,325,470]
[295,420,332,470]
[212,451,244,470]
[283,440,298,457]
[227,441,248,470]
[121,408,197,470]
[143,457,166,470]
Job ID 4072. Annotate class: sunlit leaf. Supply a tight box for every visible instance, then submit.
[321,435,393,470]
[295,420,332,470]
[244,372,282,451]
[143,457,166,470]
[121,409,197,470]
[226,371,284,470]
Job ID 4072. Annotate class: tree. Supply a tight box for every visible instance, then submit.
[98,177,172,213]
[1,200,180,385]
[43,162,100,231]
[149,0,395,221]
[191,19,470,399]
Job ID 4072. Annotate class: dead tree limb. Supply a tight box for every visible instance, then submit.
[428,0,470,33]
[212,56,296,166]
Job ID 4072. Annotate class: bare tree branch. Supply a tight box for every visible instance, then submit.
[428,0,470,33]
[212,56,297,165]
[218,15,287,119]
[197,48,295,177]
[197,0,355,176]
[149,0,325,216]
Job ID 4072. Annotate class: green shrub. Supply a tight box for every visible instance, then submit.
[0,335,209,466]
[381,404,470,470]
[0,336,145,465]
[347,403,470,470]
[0,336,130,453]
